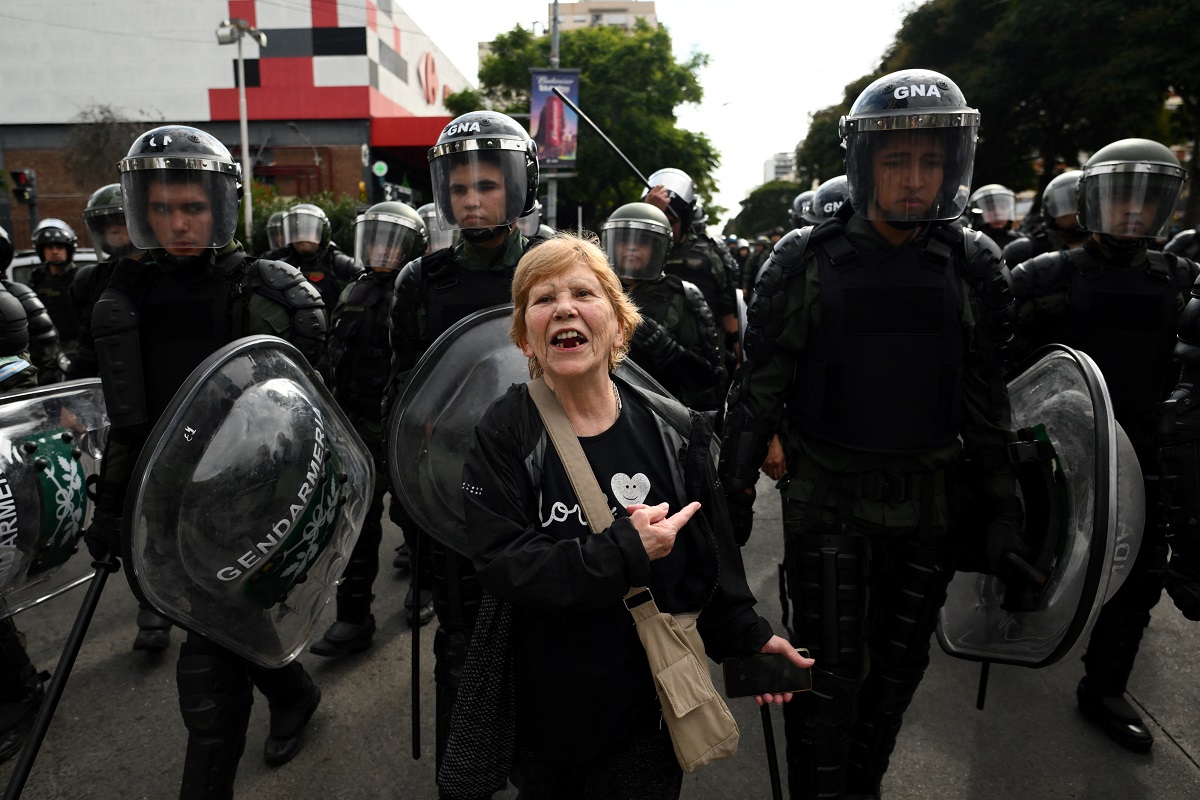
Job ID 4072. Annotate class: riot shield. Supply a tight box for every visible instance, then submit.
[124,336,373,668]
[0,379,108,619]
[937,345,1145,667]
[388,305,670,553]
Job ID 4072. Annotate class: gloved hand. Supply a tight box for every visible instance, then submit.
[631,317,672,359]
[1163,541,1200,621]
[84,512,121,566]
[725,486,756,547]
[981,497,1044,612]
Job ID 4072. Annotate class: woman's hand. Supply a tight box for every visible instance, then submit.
[627,501,700,561]
[754,635,816,706]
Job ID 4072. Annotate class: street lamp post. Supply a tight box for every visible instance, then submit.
[216,18,267,244]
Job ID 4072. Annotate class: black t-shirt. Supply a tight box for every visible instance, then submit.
[515,385,688,763]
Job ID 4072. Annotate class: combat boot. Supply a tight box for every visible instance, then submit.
[405,585,435,628]
[309,614,376,657]
[1076,677,1152,753]
[133,605,172,651]
[0,667,46,765]
[263,669,321,767]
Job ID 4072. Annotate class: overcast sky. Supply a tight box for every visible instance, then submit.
[404,0,913,229]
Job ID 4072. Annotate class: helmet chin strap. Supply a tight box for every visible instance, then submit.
[460,224,512,244]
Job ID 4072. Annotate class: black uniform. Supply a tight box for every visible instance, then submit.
[91,244,327,798]
[27,263,79,361]
[263,243,359,310]
[389,230,533,764]
[625,275,725,411]
[1012,236,1198,748]
[722,207,1018,799]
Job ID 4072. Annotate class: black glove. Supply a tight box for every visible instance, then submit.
[631,317,673,359]
[725,486,756,547]
[84,512,121,566]
[981,497,1044,612]
[1163,541,1200,621]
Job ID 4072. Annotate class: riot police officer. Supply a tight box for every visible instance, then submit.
[1003,170,1088,267]
[263,203,360,309]
[789,189,817,229]
[68,183,148,381]
[265,210,286,253]
[85,125,327,798]
[809,175,849,223]
[721,69,1027,800]
[387,110,541,768]
[0,226,64,385]
[310,201,428,657]
[1011,138,1197,753]
[27,219,81,361]
[644,168,741,365]
[0,283,43,766]
[968,183,1021,248]
[601,202,725,411]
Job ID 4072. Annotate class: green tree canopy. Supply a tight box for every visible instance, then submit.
[725,180,801,238]
[791,0,1194,223]
[445,20,720,231]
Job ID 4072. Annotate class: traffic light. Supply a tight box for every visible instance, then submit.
[9,169,36,205]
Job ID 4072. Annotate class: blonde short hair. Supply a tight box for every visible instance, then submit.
[509,231,643,378]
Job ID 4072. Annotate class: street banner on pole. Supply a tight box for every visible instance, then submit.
[530,68,580,169]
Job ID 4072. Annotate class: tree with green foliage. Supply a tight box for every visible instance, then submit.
[791,0,1193,222]
[444,20,720,231]
[725,180,801,238]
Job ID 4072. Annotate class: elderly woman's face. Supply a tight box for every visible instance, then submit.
[520,260,622,381]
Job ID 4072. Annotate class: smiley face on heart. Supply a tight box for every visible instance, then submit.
[611,472,651,507]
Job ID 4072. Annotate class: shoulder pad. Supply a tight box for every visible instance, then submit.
[1165,229,1197,256]
[3,280,37,304]
[253,258,306,291]
[1152,250,1200,291]
[768,226,814,273]
[1010,250,1070,297]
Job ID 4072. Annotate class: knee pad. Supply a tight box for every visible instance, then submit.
[176,644,253,736]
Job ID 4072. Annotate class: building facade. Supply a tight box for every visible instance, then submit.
[0,0,469,248]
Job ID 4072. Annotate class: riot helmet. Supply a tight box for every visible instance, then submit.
[790,190,817,227]
[810,176,849,222]
[537,223,556,239]
[0,225,13,278]
[266,211,286,251]
[416,202,458,253]
[517,199,543,237]
[1041,170,1086,236]
[0,286,29,356]
[428,111,539,240]
[118,125,242,254]
[969,184,1016,229]
[840,69,979,224]
[643,167,697,225]
[282,203,332,257]
[1078,139,1186,239]
[83,183,140,259]
[354,201,427,271]
[601,202,672,282]
[33,219,77,264]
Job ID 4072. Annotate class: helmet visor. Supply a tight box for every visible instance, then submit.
[282,211,325,246]
[83,209,133,258]
[431,146,529,230]
[1082,166,1183,238]
[975,192,1015,225]
[266,217,286,251]
[120,166,239,252]
[602,223,669,282]
[847,127,976,223]
[354,213,421,270]
[1042,177,1081,220]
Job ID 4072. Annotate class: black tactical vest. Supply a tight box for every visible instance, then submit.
[29,265,79,343]
[423,258,515,341]
[791,233,966,453]
[1062,247,1185,453]
[328,272,392,414]
[664,237,721,322]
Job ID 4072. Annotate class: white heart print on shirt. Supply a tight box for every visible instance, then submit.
[611,472,651,507]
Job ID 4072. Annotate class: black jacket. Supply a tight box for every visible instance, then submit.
[462,375,774,662]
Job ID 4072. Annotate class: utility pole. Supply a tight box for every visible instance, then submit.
[546,1,560,230]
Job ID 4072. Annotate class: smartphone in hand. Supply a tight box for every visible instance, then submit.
[722,649,812,698]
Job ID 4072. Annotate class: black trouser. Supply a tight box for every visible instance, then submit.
[512,721,682,800]
[780,474,956,800]
[176,632,312,800]
[334,454,387,624]
[1081,477,1167,695]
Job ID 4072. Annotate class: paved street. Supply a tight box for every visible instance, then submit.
[3,473,1199,799]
